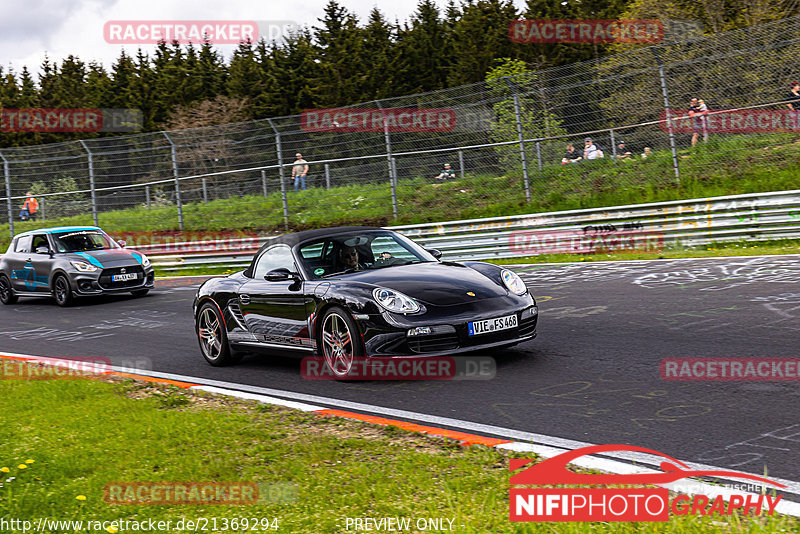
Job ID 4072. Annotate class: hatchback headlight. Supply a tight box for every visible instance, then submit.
[373,287,420,314]
[501,269,527,295]
[70,261,98,273]
[141,254,151,267]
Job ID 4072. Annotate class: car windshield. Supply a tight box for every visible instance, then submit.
[52,230,117,252]
[297,231,436,279]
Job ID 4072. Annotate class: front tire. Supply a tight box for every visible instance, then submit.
[196,302,240,366]
[0,275,18,305]
[53,275,73,307]
[319,306,365,379]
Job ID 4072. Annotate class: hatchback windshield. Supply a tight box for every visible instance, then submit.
[297,231,436,278]
[52,230,117,252]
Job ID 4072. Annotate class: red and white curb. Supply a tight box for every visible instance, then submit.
[2,351,799,517]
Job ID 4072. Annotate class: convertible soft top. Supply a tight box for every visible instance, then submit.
[255,226,383,253]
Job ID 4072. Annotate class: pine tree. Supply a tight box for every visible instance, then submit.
[394,0,451,94]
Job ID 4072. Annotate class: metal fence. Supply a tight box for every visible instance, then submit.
[146,188,800,271]
[4,15,800,241]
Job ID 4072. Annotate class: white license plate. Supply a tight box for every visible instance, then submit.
[112,273,139,282]
[468,314,518,336]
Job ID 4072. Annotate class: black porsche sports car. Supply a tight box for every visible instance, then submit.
[0,226,155,306]
[194,226,538,377]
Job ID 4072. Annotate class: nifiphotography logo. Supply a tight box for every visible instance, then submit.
[510,444,785,522]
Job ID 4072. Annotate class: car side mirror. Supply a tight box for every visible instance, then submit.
[35,246,51,255]
[426,248,443,260]
[118,240,127,248]
[265,268,300,282]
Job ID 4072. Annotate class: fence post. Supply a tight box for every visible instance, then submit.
[162,132,185,230]
[324,163,331,189]
[0,152,13,238]
[376,100,398,219]
[458,150,465,178]
[261,170,268,197]
[267,120,289,231]
[79,140,99,227]
[145,185,151,209]
[504,77,531,203]
[652,48,681,182]
[535,141,543,171]
[202,177,208,203]
[40,198,45,221]
[610,129,617,161]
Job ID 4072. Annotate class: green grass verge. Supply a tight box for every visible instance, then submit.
[0,370,796,533]
[4,133,800,251]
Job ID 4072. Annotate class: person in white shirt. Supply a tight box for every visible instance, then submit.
[584,138,600,159]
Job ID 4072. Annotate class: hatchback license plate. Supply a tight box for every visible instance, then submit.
[112,273,138,282]
[468,314,518,336]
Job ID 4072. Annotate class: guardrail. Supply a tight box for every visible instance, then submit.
[147,189,800,271]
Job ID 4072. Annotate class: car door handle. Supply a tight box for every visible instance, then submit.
[240,294,251,305]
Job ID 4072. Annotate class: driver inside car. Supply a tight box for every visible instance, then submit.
[339,246,365,271]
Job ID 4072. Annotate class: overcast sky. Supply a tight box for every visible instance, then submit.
[0,0,526,77]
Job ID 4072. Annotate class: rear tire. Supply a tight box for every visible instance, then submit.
[0,275,18,305]
[131,288,150,297]
[319,306,365,379]
[52,275,73,307]
[196,302,240,366]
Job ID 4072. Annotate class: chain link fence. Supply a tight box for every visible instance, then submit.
[3,15,800,241]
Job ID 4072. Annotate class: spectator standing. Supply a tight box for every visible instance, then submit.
[583,138,600,160]
[21,191,38,221]
[434,163,456,180]
[291,153,308,191]
[688,97,708,146]
[561,144,582,164]
[786,82,800,129]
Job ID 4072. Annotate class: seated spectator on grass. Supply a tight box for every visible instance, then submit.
[583,138,601,160]
[561,144,582,164]
[434,163,456,180]
[641,147,653,159]
[615,141,633,160]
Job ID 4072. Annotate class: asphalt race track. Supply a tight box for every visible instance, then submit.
[2,256,800,499]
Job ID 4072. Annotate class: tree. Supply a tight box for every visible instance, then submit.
[485,58,566,170]
[313,0,368,106]
[394,0,452,94]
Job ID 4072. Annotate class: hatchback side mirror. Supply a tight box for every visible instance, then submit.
[426,248,443,260]
[35,246,51,255]
[118,240,127,248]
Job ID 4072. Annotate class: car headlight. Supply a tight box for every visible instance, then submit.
[501,269,527,296]
[373,287,420,314]
[141,254,151,267]
[70,261,99,273]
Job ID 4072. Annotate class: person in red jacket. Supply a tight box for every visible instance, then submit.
[22,192,39,221]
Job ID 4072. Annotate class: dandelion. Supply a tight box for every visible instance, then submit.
[17,464,27,470]
[106,527,118,533]
[76,495,87,501]
[25,459,34,464]
[0,467,8,473]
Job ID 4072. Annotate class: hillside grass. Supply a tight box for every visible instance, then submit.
[3,133,800,251]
